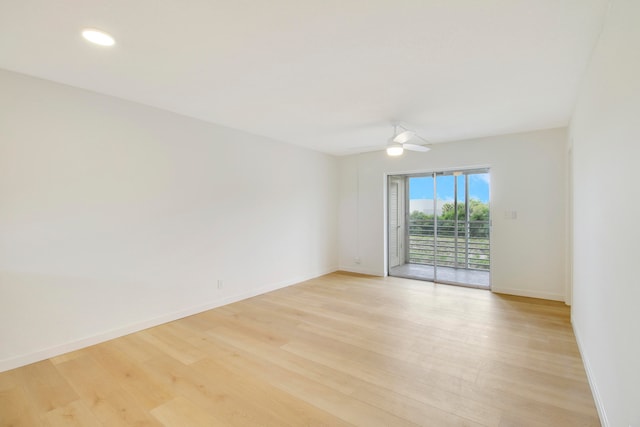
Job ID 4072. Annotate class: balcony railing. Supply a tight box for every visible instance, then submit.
[408,219,490,270]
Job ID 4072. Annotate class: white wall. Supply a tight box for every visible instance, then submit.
[569,0,640,425]
[338,128,567,301]
[0,69,338,372]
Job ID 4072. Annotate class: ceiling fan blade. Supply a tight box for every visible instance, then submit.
[403,143,431,152]
[393,130,415,143]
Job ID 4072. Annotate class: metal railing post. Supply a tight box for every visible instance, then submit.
[465,174,470,269]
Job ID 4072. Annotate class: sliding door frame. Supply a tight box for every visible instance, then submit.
[386,166,491,289]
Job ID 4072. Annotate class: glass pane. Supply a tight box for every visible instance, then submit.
[406,176,435,280]
[457,174,466,221]
[466,173,490,272]
[435,175,455,268]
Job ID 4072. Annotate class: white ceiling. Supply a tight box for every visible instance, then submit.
[0,0,609,155]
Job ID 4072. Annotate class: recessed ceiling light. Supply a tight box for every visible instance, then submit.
[82,28,115,46]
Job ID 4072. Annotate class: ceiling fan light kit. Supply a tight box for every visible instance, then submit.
[81,28,115,46]
[385,125,430,156]
[386,145,404,156]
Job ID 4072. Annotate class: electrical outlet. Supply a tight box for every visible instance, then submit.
[354,256,361,264]
[217,279,223,289]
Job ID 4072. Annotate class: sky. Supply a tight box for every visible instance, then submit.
[409,173,490,203]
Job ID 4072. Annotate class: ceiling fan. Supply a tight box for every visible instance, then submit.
[386,124,431,156]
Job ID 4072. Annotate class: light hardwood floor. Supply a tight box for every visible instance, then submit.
[0,272,600,426]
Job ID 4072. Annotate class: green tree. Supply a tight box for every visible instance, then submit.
[409,200,489,238]
[410,210,432,221]
[469,199,489,221]
[410,211,434,234]
[468,199,489,237]
[440,202,466,221]
[438,199,489,237]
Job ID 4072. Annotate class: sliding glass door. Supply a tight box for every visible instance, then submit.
[388,169,490,288]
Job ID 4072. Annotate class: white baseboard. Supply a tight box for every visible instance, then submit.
[337,265,383,276]
[0,268,337,373]
[572,322,608,426]
[491,286,564,301]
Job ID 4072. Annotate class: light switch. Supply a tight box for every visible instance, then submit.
[504,210,518,220]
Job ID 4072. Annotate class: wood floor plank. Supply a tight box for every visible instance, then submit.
[280,336,503,426]
[0,386,44,426]
[193,357,353,427]
[13,360,78,414]
[0,272,600,426]
[0,370,17,392]
[86,343,174,411]
[198,320,500,425]
[142,354,296,427]
[40,400,103,427]
[349,383,484,427]
[193,327,360,396]
[136,328,207,365]
[54,355,163,426]
[150,396,226,427]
